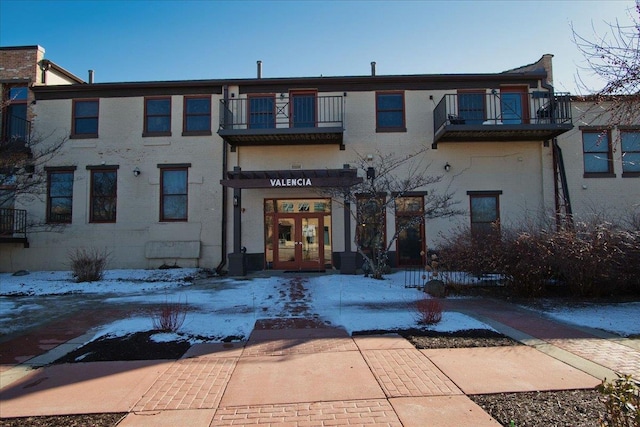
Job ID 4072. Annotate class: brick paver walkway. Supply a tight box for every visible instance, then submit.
[548,338,640,379]
[210,399,403,426]
[242,337,358,357]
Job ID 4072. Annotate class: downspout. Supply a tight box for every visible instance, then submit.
[216,86,229,274]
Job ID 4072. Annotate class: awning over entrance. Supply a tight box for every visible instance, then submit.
[220,168,363,189]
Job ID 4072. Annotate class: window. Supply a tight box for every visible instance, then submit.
[89,168,117,222]
[468,191,501,237]
[72,100,99,137]
[356,196,386,260]
[3,86,28,142]
[144,97,171,135]
[249,95,275,129]
[582,129,613,176]
[183,96,211,135]
[457,92,485,124]
[621,130,640,176]
[376,92,405,132]
[159,165,189,221]
[46,168,75,223]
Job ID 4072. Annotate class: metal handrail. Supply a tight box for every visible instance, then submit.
[0,208,27,238]
[219,95,344,130]
[434,92,572,134]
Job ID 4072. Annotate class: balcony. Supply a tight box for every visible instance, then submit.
[1,115,32,154]
[0,208,28,247]
[433,92,573,147]
[218,95,344,148]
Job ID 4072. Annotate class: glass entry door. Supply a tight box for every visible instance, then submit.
[275,215,323,270]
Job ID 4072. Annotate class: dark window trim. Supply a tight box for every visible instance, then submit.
[466,190,503,195]
[182,95,212,136]
[160,166,188,222]
[582,129,614,176]
[157,163,192,169]
[620,129,640,175]
[143,96,172,137]
[468,191,501,235]
[71,99,99,139]
[46,169,75,224]
[375,91,406,132]
[622,172,640,178]
[89,168,118,223]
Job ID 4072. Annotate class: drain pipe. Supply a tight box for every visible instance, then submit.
[216,86,230,274]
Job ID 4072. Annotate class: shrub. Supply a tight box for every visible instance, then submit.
[152,298,188,332]
[415,296,443,325]
[68,248,110,282]
[598,374,640,427]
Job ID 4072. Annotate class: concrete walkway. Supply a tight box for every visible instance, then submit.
[0,278,638,426]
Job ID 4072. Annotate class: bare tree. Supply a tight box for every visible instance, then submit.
[322,149,462,279]
[572,1,640,126]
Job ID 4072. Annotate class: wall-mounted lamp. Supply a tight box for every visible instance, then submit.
[133,167,141,177]
[233,195,239,207]
[280,93,286,99]
[366,167,376,180]
[444,162,451,172]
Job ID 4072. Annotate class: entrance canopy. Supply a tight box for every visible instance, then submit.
[220,168,363,189]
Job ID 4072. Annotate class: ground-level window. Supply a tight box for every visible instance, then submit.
[160,166,189,221]
[468,191,501,237]
[582,129,613,176]
[356,196,386,262]
[395,195,425,266]
[46,168,75,223]
[621,129,640,176]
[89,167,118,223]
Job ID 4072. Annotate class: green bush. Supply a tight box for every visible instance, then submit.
[68,248,110,282]
[598,374,640,427]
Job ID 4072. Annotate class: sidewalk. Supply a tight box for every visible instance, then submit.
[0,281,638,426]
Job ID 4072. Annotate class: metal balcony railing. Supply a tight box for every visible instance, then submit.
[219,95,344,131]
[1,115,31,145]
[434,92,572,135]
[0,208,27,239]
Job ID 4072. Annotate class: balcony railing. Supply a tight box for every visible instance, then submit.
[433,92,573,145]
[0,208,28,246]
[1,115,32,152]
[218,95,344,147]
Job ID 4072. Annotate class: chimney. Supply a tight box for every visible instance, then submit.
[371,61,376,76]
[257,60,262,79]
[88,70,94,84]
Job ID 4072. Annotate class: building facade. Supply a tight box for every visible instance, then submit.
[0,49,636,274]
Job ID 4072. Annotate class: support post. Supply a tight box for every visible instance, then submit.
[228,167,246,276]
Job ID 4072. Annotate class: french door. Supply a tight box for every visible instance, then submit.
[275,214,324,271]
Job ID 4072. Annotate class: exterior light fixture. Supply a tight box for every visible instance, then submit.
[233,195,239,207]
[444,163,451,172]
[133,167,141,177]
[366,167,375,180]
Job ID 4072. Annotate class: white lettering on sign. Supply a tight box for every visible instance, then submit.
[269,178,313,187]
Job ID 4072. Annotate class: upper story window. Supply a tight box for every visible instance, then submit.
[621,130,640,177]
[159,165,189,221]
[457,91,485,125]
[248,95,275,129]
[2,86,29,142]
[46,168,75,223]
[183,96,211,135]
[144,97,171,136]
[72,99,99,138]
[582,129,614,177]
[468,191,501,238]
[88,167,118,223]
[376,91,405,132]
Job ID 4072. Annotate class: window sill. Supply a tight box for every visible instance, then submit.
[159,219,188,222]
[376,127,407,133]
[182,130,212,137]
[142,131,172,137]
[622,172,640,177]
[70,134,98,139]
[583,173,616,178]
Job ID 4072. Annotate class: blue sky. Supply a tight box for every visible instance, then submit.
[0,0,637,93]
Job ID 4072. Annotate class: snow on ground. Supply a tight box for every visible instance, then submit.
[1,269,640,346]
